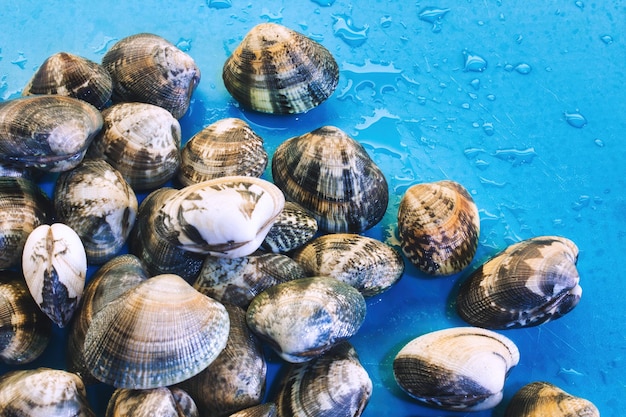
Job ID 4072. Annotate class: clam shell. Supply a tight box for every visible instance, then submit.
[228,403,277,417]
[178,117,268,186]
[222,23,339,114]
[106,387,199,417]
[261,201,318,253]
[393,326,519,411]
[22,223,87,328]
[23,52,113,109]
[504,381,599,417]
[398,180,480,276]
[272,126,388,233]
[102,33,200,119]
[456,236,582,329]
[246,276,366,363]
[0,95,103,172]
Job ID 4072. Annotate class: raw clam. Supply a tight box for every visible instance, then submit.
[102,33,200,119]
[504,381,599,417]
[272,126,388,233]
[398,180,480,276]
[393,326,519,411]
[456,236,582,329]
[261,201,318,253]
[106,387,199,417]
[222,23,339,114]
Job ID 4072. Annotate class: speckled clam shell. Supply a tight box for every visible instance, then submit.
[23,52,113,109]
[228,403,277,417]
[393,327,519,411]
[398,180,480,276]
[246,276,366,363]
[83,274,230,389]
[261,201,318,253]
[292,233,404,297]
[0,271,51,365]
[456,236,582,329]
[272,126,388,233]
[504,381,599,417]
[274,341,372,417]
[106,387,199,417]
[178,118,268,186]
[102,33,200,119]
[54,159,138,264]
[222,23,339,114]
[88,102,182,191]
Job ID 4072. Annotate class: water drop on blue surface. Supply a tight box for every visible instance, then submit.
[514,63,532,74]
[594,138,604,147]
[482,122,495,136]
[311,0,336,5]
[575,1,584,10]
[261,7,284,22]
[486,94,496,101]
[332,14,369,47]
[176,38,192,52]
[493,147,537,166]
[207,0,232,9]
[564,111,587,128]
[418,7,450,32]
[11,52,27,69]
[463,50,487,72]
[600,35,613,45]
[380,15,393,28]
[516,34,524,44]
[469,78,480,90]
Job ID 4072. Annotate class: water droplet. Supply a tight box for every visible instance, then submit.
[332,14,369,47]
[498,13,505,21]
[516,34,524,44]
[176,38,192,52]
[463,50,487,72]
[479,177,508,187]
[380,15,393,28]
[260,7,284,22]
[418,7,450,33]
[482,122,494,136]
[594,138,604,147]
[486,94,496,101]
[504,63,514,72]
[11,52,27,69]
[207,0,231,8]
[571,195,590,211]
[461,102,470,109]
[93,36,118,54]
[470,78,480,90]
[311,0,336,5]
[337,60,405,101]
[493,147,537,166]
[564,111,587,128]
[600,35,613,45]
[575,1,584,10]
[355,108,400,131]
[514,63,532,74]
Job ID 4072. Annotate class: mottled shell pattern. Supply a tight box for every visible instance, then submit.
[504,381,600,417]
[229,403,278,417]
[398,180,480,276]
[261,201,318,253]
[393,326,520,411]
[102,33,200,119]
[106,387,199,417]
[456,236,582,329]
[222,23,339,114]
[272,126,388,233]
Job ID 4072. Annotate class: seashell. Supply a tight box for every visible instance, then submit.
[274,341,372,417]
[222,23,339,114]
[0,177,51,270]
[292,233,404,297]
[261,201,318,253]
[0,271,51,364]
[246,276,366,363]
[83,273,230,389]
[228,403,277,417]
[21,223,87,328]
[193,252,307,308]
[88,102,182,191]
[393,326,519,411]
[23,52,113,109]
[504,381,599,417]
[106,387,199,417]
[54,159,138,264]
[456,236,582,329]
[0,161,42,181]
[177,117,268,187]
[0,367,95,416]
[398,180,480,276]
[102,33,201,119]
[0,95,103,172]
[272,126,388,233]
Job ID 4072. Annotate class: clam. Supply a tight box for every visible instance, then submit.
[23,52,113,109]
[504,381,599,417]
[0,271,51,364]
[102,33,200,119]
[177,117,268,186]
[229,403,277,417]
[22,223,87,328]
[246,276,366,363]
[456,236,582,329]
[0,95,103,172]
[292,233,404,297]
[261,201,318,253]
[88,102,182,191]
[54,159,138,264]
[272,126,388,233]
[106,387,199,417]
[393,326,519,411]
[397,180,480,276]
[222,23,339,114]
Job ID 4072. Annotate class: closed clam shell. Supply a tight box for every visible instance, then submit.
[178,117,268,186]
[0,271,51,364]
[22,223,87,328]
[222,23,339,114]
[23,52,113,109]
[83,273,230,389]
[456,236,582,329]
[0,95,103,172]
[398,180,480,276]
[261,201,318,253]
[272,126,388,233]
[393,326,519,411]
[292,233,404,297]
[246,276,366,363]
[275,341,372,417]
[228,403,277,417]
[504,381,599,417]
[102,33,200,119]
[54,159,138,264]
[106,387,199,417]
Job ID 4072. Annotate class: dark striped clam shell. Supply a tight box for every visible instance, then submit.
[504,381,599,417]
[228,403,277,417]
[261,201,318,253]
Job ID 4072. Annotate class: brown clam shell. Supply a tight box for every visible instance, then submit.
[106,387,199,417]
[504,381,599,417]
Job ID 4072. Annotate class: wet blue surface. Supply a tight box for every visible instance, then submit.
[1,1,625,416]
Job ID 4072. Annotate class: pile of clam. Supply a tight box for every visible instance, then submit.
[0,21,597,417]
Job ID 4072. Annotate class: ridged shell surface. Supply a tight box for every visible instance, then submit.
[272,126,388,233]
[106,387,199,417]
[229,403,278,417]
[398,180,480,276]
[456,236,582,329]
[261,201,318,253]
[222,23,339,114]
[504,381,600,417]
